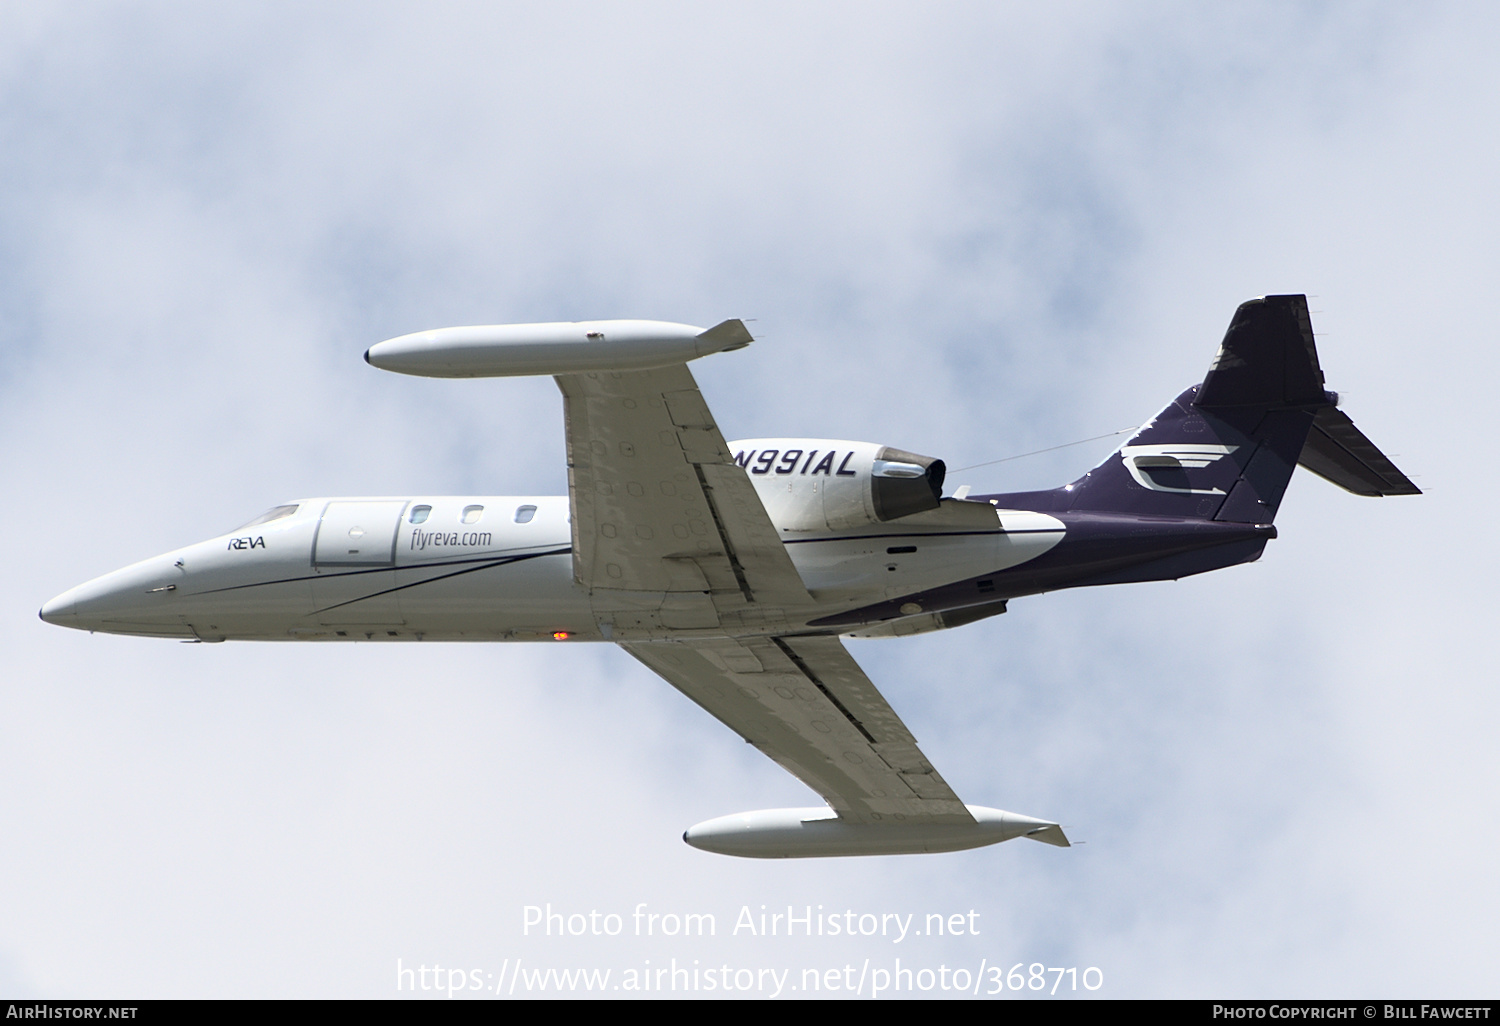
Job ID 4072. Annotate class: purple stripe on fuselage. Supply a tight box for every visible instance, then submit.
[808,512,1274,628]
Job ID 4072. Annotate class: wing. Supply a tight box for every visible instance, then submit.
[624,634,976,824]
[556,349,810,635]
[557,341,976,828]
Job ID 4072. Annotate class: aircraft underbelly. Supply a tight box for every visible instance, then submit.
[76,503,1063,642]
[396,552,590,638]
[312,569,403,625]
[790,519,1063,601]
[181,579,317,639]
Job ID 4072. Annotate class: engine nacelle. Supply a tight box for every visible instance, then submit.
[727,438,946,531]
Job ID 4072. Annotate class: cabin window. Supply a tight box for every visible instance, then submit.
[233,504,298,531]
[408,505,432,524]
[514,504,538,524]
[461,504,485,524]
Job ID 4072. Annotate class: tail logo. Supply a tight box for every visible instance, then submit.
[1119,444,1239,495]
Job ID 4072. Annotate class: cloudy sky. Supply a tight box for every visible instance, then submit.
[3,2,1495,999]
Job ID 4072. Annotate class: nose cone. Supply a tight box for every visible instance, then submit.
[39,557,195,638]
[39,590,77,626]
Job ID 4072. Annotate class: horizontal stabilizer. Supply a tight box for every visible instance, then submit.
[1299,406,1421,496]
[683,805,1070,858]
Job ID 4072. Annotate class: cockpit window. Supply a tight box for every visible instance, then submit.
[461,504,484,524]
[408,504,432,525]
[233,504,299,531]
[514,504,537,524]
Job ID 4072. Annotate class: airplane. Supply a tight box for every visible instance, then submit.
[39,295,1419,858]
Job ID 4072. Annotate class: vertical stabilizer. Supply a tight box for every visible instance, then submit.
[985,295,1417,524]
[1059,296,1333,523]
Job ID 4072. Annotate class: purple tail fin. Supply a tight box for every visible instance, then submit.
[1067,384,1315,523]
[989,295,1417,521]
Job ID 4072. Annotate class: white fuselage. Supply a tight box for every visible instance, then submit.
[41,494,1065,643]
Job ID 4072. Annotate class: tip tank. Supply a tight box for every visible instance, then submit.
[364,318,753,378]
[683,805,1070,858]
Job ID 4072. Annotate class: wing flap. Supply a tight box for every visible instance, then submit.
[625,635,973,824]
[557,365,812,626]
[697,463,812,606]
